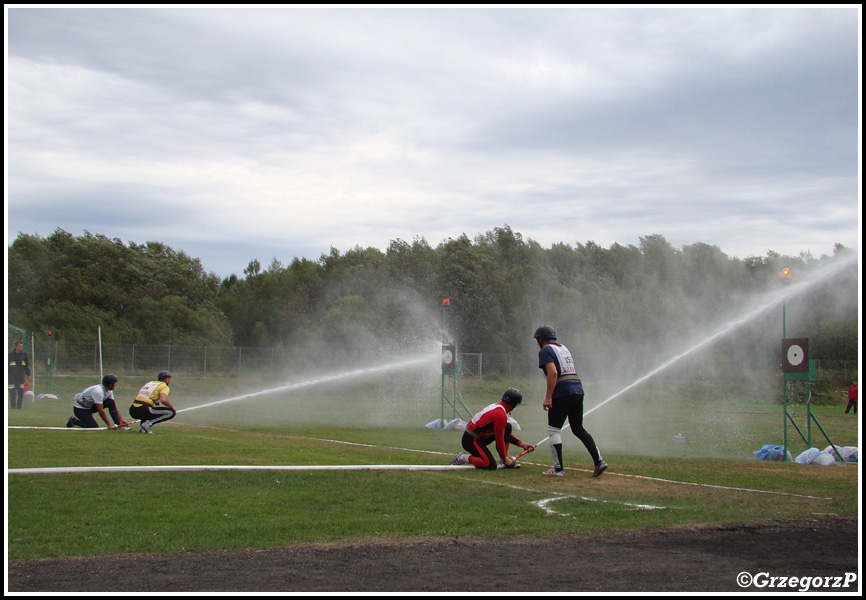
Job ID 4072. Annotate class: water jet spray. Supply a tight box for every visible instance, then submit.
[178,354,439,415]
[534,253,858,448]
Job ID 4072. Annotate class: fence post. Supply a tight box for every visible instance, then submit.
[29,332,36,395]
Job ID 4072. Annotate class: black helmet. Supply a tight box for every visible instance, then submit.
[534,325,557,341]
[102,373,118,387]
[501,388,523,406]
[158,370,172,381]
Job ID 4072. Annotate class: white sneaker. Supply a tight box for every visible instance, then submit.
[139,421,152,434]
[450,452,468,465]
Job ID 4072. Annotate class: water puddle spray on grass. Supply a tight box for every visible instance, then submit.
[537,253,858,446]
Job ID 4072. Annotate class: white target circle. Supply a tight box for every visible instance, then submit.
[442,348,454,365]
[786,344,805,366]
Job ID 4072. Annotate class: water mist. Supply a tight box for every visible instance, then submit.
[536,253,858,455]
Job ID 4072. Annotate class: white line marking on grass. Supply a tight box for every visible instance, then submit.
[10,427,835,501]
[609,470,834,500]
[310,438,376,448]
[366,444,835,501]
[9,426,113,431]
[533,497,568,516]
[8,464,475,475]
[532,495,669,516]
[448,475,672,515]
[377,447,836,501]
[9,424,146,431]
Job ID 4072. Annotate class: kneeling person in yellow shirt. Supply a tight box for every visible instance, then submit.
[130,370,176,434]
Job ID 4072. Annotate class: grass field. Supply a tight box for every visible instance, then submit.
[6,371,860,562]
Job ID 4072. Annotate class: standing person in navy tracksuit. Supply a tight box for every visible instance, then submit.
[534,325,608,478]
[451,388,536,469]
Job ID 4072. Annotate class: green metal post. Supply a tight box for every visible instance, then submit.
[807,381,812,448]
[440,371,445,423]
[440,300,447,422]
[782,303,788,460]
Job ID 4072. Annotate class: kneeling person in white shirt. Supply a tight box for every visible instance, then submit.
[66,374,130,429]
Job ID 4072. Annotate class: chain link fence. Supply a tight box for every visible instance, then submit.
[457,353,536,379]
[8,326,857,383]
[23,341,284,379]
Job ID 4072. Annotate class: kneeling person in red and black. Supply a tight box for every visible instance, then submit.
[129,370,176,434]
[451,388,536,469]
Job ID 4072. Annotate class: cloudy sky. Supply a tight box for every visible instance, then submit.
[6,6,861,278]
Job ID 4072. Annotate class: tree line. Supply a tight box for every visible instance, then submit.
[7,227,858,374]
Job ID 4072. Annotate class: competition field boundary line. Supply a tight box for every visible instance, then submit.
[7,464,475,475]
[8,427,834,500]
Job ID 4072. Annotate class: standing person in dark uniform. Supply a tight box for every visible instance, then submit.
[8,340,31,410]
[534,326,607,478]
[835,382,858,414]
[450,388,536,469]
[844,382,857,414]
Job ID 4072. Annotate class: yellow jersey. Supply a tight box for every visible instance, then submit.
[133,380,170,406]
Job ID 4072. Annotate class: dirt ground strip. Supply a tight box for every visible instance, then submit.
[7,517,860,593]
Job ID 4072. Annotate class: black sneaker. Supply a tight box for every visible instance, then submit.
[66,416,76,428]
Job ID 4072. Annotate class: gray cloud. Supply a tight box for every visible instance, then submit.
[6,6,860,277]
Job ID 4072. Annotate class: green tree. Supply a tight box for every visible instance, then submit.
[8,229,231,345]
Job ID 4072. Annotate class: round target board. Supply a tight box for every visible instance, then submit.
[441,345,456,370]
[786,344,805,366]
[782,338,809,373]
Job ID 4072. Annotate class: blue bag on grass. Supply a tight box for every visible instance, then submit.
[754,444,793,462]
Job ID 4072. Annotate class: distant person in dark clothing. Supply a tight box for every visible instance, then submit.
[8,340,31,409]
[844,382,857,414]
